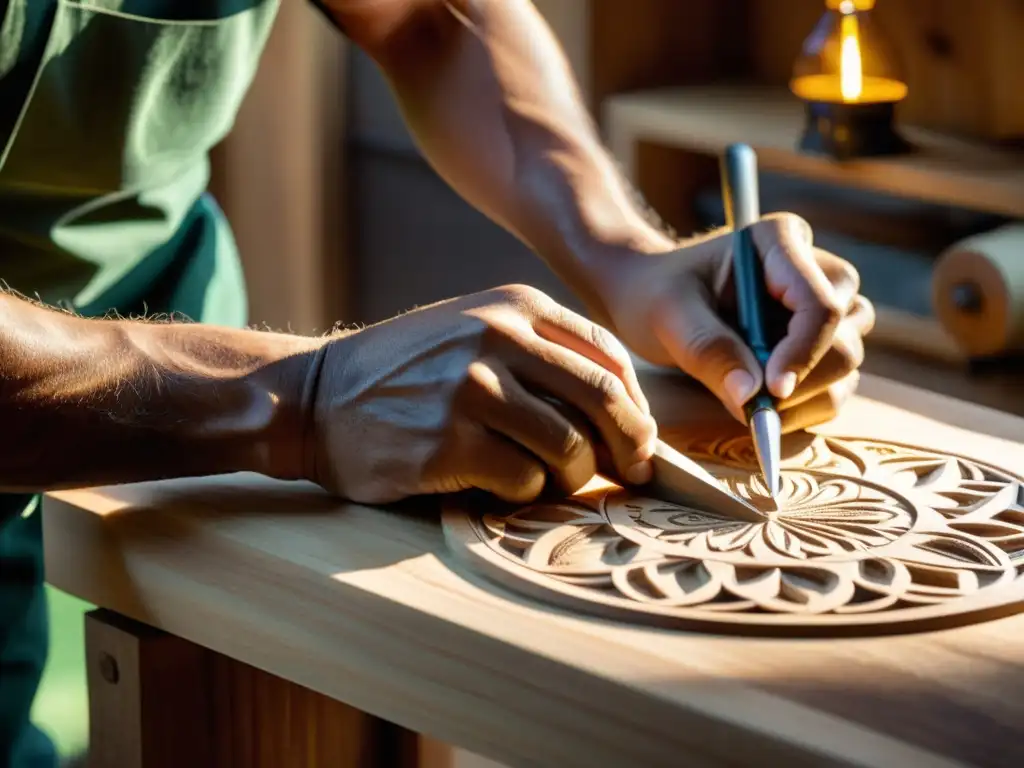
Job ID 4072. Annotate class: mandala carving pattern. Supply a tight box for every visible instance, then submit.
[446,435,1024,632]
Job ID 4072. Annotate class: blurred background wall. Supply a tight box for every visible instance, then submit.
[210,1,590,336]
[209,0,348,335]
[205,0,1024,416]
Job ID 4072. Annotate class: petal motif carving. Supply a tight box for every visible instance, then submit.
[446,435,1024,633]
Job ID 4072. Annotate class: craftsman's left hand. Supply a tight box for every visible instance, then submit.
[603,213,875,432]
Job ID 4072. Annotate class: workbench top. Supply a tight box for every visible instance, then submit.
[43,370,1024,768]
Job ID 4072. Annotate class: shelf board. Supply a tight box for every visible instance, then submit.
[603,85,1024,218]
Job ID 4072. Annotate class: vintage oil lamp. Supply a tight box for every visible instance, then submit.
[790,0,910,160]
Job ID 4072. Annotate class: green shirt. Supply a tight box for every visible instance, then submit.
[0,2,281,764]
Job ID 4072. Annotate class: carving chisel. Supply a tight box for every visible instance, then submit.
[541,395,763,522]
[646,439,763,522]
[721,143,782,500]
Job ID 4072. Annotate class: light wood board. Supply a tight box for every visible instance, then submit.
[43,370,1024,767]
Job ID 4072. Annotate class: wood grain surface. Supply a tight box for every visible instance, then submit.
[43,368,1024,767]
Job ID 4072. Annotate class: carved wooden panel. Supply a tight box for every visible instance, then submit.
[443,433,1024,636]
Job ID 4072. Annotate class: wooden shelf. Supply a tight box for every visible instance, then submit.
[600,84,1024,365]
[603,85,1024,219]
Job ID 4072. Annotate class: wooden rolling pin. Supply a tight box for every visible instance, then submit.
[932,223,1024,358]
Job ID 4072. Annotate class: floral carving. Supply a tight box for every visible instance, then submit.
[449,435,1024,632]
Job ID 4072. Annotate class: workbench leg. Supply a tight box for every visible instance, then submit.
[85,609,213,767]
[84,609,414,768]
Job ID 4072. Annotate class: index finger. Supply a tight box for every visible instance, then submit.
[529,293,652,417]
[751,214,846,398]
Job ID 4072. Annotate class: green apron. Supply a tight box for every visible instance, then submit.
[0,2,279,764]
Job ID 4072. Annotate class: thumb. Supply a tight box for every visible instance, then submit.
[653,282,763,422]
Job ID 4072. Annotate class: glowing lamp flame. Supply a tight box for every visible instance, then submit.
[839,2,863,102]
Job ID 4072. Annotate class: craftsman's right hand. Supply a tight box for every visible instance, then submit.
[306,285,658,504]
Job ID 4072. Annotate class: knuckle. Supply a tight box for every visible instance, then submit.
[637,415,658,445]
[835,258,861,295]
[774,211,813,242]
[856,295,877,334]
[805,297,843,329]
[837,328,865,370]
[510,459,545,494]
[591,370,628,408]
[458,359,499,402]
[822,301,844,327]
[492,283,548,310]
[625,417,657,457]
[835,349,861,378]
[460,312,508,347]
[590,324,630,366]
[776,210,810,229]
[828,371,861,408]
[478,320,514,349]
[557,426,591,464]
[680,325,738,370]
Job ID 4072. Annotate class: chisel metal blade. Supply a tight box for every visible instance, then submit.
[647,440,764,523]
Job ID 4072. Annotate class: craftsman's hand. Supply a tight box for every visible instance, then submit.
[307,285,657,504]
[603,213,874,432]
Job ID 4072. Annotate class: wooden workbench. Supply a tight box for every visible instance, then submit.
[43,367,1024,768]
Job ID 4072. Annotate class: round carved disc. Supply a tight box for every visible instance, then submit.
[442,435,1024,635]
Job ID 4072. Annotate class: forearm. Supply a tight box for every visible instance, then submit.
[0,293,326,492]
[328,0,676,322]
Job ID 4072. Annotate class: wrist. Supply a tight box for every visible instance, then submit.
[243,332,333,483]
[125,321,330,483]
[272,326,359,486]
[296,333,332,485]
[545,225,678,329]
[517,151,678,325]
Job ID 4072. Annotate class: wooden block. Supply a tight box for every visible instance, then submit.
[84,609,400,768]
